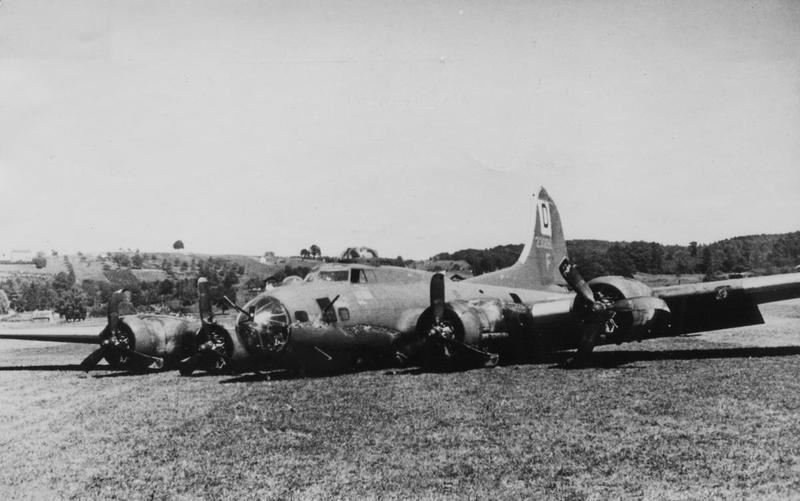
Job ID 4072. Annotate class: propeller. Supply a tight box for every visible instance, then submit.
[558,258,613,362]
[178,278,234,375]
[558,257,670,364]
[559,257,602,311]
[412,274,498,368]
[80,289,165,371]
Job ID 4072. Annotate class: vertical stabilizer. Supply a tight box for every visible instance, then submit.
[465,187,568,290]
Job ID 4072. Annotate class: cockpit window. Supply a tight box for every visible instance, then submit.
[350,269,368,283]
[304,270,349,282]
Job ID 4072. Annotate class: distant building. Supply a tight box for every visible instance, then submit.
[30,310,55,322]
[0,249,34,263]
[259,252,277,264]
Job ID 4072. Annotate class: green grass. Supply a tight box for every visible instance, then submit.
[0,302,799,499]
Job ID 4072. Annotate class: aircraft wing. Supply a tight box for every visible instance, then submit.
[652,273,800,335]
[0,331,100,344]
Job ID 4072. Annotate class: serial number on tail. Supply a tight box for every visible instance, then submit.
[535,236,553,249]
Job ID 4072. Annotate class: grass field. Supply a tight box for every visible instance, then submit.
[1,301,799,500]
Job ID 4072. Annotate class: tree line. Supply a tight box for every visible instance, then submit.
[433,231,800,280]
[0,256,255,318]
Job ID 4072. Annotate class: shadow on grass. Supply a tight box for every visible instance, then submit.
[0,363,89,372]
[91,367,173,378]
[0,364,165,377]
[83,345,800,382]
[219,366,401,383]
[219,370,295,384]
[553,345,800,369]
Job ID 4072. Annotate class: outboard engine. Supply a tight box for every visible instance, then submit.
[585,276,672,344]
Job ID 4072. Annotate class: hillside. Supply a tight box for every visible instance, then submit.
[0,251,322,317]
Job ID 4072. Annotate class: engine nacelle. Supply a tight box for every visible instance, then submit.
[112,315,197,367]
[587,276,672,343]
[416,298,532,346]
[415,299,484,347]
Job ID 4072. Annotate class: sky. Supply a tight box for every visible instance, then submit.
[1,0,798,259]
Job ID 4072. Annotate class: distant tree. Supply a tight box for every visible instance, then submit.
[180,261,189,272]
[300,248,310,259]
[131,252,144,269]
[111,252,131,268]
[32,252,47,269]
[310,244,321,259]
[479,255,497,274]
[55,287,87,321]
[50,249,58,257]
[80,280,101,308]
[158,279,174,296]
[0,290,9,314]
[173,240,184,250]
[605,244,636,277]
[221,269,239,301]
[626,241,660,273]
[688,241,698,257]
[770,232,800,268]
[670,249,691,275]
[18,280,57,311]
[700,246,719,276]
[565,241,609,280]
[52,271,75,291]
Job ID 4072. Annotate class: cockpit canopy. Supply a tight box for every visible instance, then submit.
[304,264,430,285]
[304,269,350,283]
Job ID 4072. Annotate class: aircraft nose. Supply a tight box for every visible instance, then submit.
[236,296,290,358]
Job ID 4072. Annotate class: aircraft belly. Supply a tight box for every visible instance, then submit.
[290,319,398,352]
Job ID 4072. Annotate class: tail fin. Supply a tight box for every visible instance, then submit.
[465,187,568,290]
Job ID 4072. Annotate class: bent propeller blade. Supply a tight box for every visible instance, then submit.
[80,347,107,371]
[430,273,445,324]
[106,289,127,333]
[558,258,597,307]
[197,277,212,323]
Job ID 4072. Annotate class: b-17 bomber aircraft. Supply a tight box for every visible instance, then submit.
[197,187,800,375]
[2,187,800,375]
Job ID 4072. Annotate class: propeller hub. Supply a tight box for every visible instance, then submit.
[427,321,456,342]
